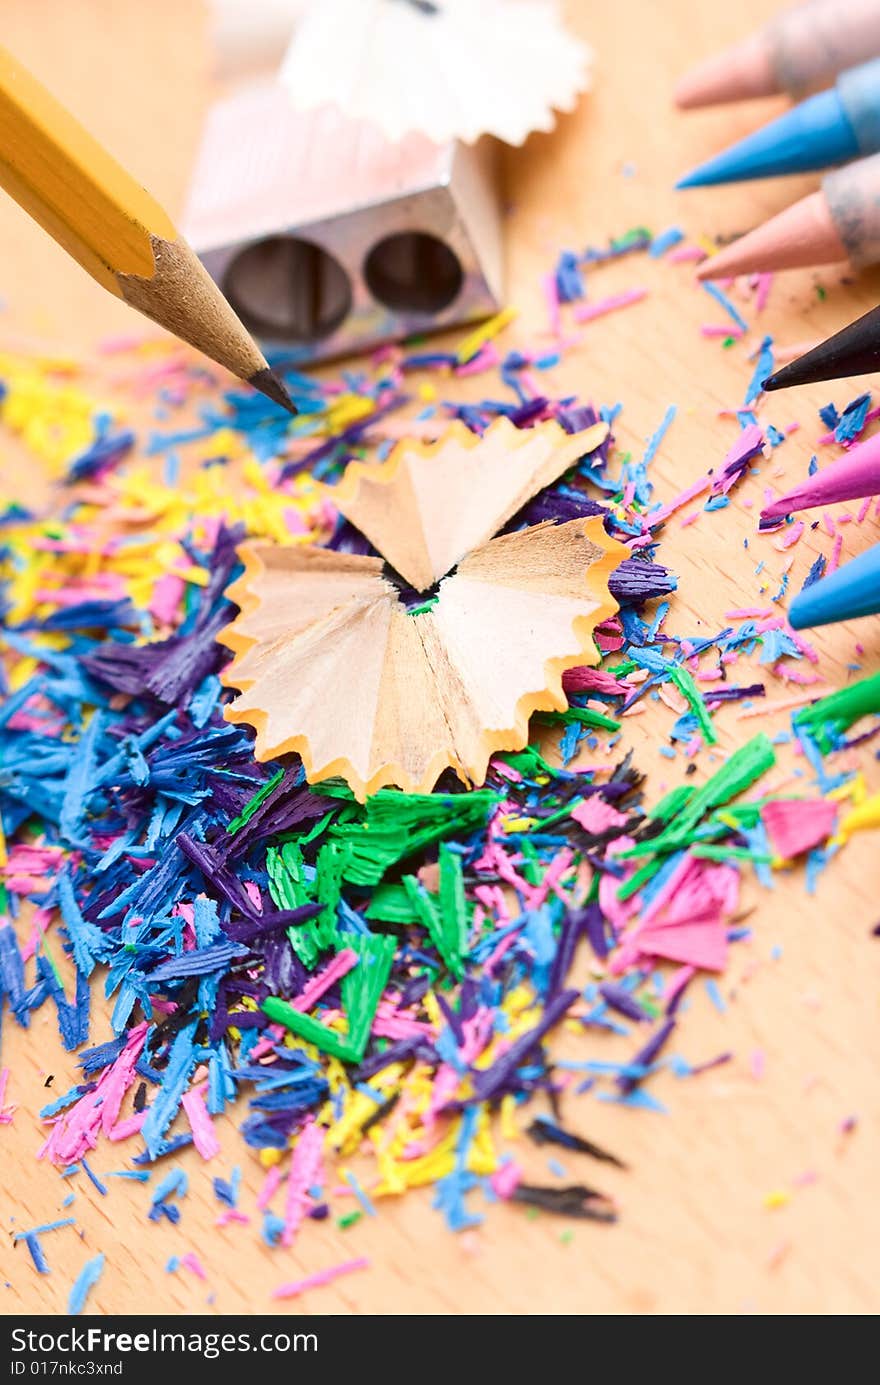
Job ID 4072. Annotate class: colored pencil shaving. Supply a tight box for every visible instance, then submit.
[279,0,592,147]
[219,419,625,797]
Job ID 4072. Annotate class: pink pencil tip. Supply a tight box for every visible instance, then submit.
[695,193,846,282]
[674,33,776,109]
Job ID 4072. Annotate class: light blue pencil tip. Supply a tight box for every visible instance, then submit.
[789,541,880,630]
[675,86,860,190]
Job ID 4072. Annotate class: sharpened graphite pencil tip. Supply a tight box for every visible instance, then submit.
[763,303,880,392]
[249,367,298,416]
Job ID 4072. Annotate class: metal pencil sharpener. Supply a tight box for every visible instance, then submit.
[184,82,503,365]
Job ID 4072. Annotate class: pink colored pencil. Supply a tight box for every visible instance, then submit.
[760,430,880,523]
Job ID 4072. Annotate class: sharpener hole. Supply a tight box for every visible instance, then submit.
[223,235,352,341]
[364,232,463,314]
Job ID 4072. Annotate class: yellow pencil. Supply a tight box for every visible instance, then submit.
[0,45,295,413]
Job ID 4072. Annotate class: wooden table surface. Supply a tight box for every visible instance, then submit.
[2,0,879,1316]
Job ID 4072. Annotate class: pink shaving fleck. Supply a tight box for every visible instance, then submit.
[0,1067,15,1124]
[667,244,705,263]
[257,1165,282,1211]
[563,666,631,695]
[272,1257,369,1300]
[774,521,804,551]
[650,474,710,525]
[215,1209,249,1227]
[611,854,736,974]
[181,1087,221,1161]
[292,948,358,1012]
[761,799,837,858]
[39,1022,148,1163]
[572,797,629,834]
[523,847,573,909]
[180,1252,207,1281]
[281,1119,324,1247]
[574,288,648,323]
[455,344,500,378]
[754,273,773,312]
[491,1161,523,1199]
[701,324,744,339]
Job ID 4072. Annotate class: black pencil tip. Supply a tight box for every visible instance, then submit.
[759,304,880,395]
[764,354,825,393]
[249,367,298,416]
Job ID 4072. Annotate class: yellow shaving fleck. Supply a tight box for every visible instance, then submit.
[500,1095,518,1141]
[456,307,518,364]
[838,792,880,839]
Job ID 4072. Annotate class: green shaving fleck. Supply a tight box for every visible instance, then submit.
[338,1211,362,1230]
[793,671,880,754]
[325,788,501,887]
[266,841,322,968]
[437,845,470,976]
[620,733,776,858]
[403,844,471,980]
[365,882,422,924]
[314,841,351,949]
[537,706,621,733]
[261,999,360,1062]
[39,935,65,987]
[518,837,543,886]
[341,933,396,1055]
[611,226,652,250]
[297,808,339,846]
[669,666,717,746]
[226,769,284,835]
[649,782,693,823]
[536,799,588,830]
[264,930,394,1061]
[616,854,669,902]
[503,746,562,780]
[691,844,772,864]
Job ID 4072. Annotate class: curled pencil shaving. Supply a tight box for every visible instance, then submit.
[219,419,626,800]
[327,414,609,591]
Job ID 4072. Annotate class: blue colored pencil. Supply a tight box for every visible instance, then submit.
[789,540,880,630]
[677,56,880,188]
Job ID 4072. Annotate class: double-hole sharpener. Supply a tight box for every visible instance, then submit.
[184,82,503,364]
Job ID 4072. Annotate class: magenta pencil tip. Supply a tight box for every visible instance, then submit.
[760,430,880,521]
